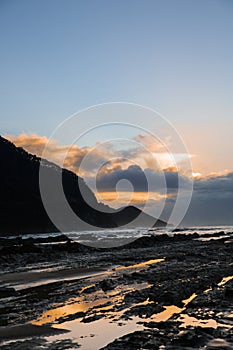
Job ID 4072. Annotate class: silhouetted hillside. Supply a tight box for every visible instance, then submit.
[0,136,166,234]
[113,206,166,228]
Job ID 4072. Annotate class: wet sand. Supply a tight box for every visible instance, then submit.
[1,267,108,291]
[0,232,233,349]
[0,323,69,340]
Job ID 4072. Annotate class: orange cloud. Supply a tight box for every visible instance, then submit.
[95,190,170,207]
[134,133,166,153]
[5,132,193,179]
[5,133,111,176]
[6,133,49,155]
[193,169,231,180]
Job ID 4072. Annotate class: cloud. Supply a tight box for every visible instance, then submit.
[95,164,190,194]
[6,133,50,156]
[96,165,148,192]
[5,133,112,176]
[134,133,166,153]
[95,165,233,225]
[182,172,233,225]
[5,133,188,177]
[5,133,233,225]
[194,172,233,193]
[95,191,167,205]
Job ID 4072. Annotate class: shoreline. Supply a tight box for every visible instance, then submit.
[0,230,233,349]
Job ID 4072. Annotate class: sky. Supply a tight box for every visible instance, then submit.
[1,0,233,225]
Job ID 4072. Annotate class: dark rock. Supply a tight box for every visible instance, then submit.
[0,287,18,298]
[81,314,103,323]
[57,311,85,323]
[224,287,233,299]
[81,285,97,294]
[99,279,116,292]
[171,329,207,347]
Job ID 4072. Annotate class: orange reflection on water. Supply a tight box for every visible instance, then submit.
[147,293,197,323]
[31,298,90,326]
[183,293,197,306]
[218,275,233,286]
[150,305,183,322]
[31,282,150,326]
[178,314,219,328]
[115,259,164,271]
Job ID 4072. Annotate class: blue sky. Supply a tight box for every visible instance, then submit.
[1,0,233,137]
[1,0,233,225]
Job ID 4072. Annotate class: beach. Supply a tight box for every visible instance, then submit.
[0,228,233,349]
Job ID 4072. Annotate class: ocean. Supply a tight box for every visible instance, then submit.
[3,226,233,248]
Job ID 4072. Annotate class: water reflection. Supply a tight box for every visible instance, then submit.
[177,314,230,329]
[147,293,197,323]
[115,259,164,271]
[30,263,232,349]
[49,315,144,350]
[218,275,233,286]
[32,283,150,326]
[30,258,165,349]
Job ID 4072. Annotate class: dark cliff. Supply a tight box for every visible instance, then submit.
[0,136,166,234]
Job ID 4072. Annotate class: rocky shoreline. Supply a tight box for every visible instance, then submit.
[0,231,233,349]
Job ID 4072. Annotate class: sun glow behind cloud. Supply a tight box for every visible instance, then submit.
[5,132,193,174]
[4,133,233,224]
[6,133,231,182]
[95,190,170,207]
[4,133,188,208]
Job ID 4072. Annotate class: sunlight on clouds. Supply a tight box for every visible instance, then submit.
[5,133,110,176]
[4,132,215,182]
[95,191,169,207]
[192,172,202,179]
[5,133,193,177]
[5,132,233,222]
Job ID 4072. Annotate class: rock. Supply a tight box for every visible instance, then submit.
[99,279,116,292]
[0,287,18,298]
[224,287,233,299]
[171,329,206,347]
[57,311,85,323]
[81,285,97,294]
[206,338,233,349]
[81,314,103,323]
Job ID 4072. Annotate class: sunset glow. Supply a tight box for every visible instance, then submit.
[95,190,169,205]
